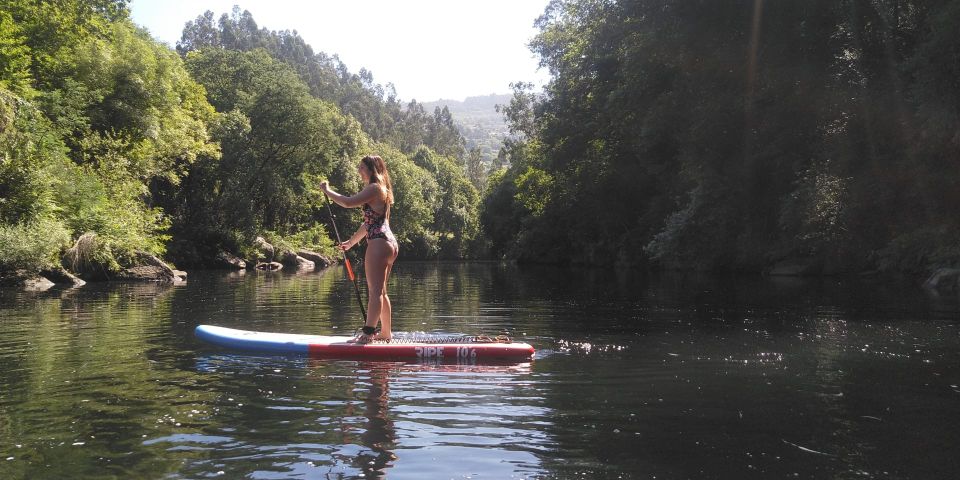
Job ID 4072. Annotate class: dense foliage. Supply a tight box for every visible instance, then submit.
[482,0,960,273]
[1,0,217,275]
[3,1,957,279]
[0,2,482,277]
[168,7,480,263]
[176,7,466,160]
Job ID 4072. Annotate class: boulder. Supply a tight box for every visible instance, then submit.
[137,252,168,269]
[0,270,54,291]
[280,250,315,270]
[23,275,55,291]
[40,267,86,287]
[297,250,334,269]
[107,252,184,284]
[115,265,175,283]
[923,268,960,294]
[254,236,275,261]
[136,252,182,284]
[214,251,247,270]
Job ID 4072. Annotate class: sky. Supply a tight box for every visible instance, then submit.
[129,0,552,102]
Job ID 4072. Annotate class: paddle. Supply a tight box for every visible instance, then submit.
[323,191,367,321]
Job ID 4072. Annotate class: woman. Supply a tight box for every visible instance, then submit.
[321,155,399,343]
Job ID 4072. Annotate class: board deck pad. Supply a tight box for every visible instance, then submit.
[195,325,535,362]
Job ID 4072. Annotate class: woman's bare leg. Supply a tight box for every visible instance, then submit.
[377,249,397,340]
[364,239,396,340]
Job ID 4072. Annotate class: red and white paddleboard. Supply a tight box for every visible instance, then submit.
[195,325,535,362]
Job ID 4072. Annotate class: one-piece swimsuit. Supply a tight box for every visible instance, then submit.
[363,204,398,250]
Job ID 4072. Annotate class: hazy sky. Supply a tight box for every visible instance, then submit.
[129,0,552,102]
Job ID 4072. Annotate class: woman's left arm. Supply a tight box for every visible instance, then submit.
[340,224,367,251]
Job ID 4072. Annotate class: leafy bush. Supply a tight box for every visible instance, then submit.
[0,218,70,272]
[282,224,338,257]
[877,226,960,273]
[0,89,66,225]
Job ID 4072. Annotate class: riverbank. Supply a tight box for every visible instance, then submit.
[0,235,336,292]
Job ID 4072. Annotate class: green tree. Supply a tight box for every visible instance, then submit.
[411,147,480,258]
[427,106,466,159]
[0,9,33,96]
[466,147,486,191]
[177,48,359,258]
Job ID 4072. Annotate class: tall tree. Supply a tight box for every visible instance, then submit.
[466,147,486,191]
[180,48,356,246]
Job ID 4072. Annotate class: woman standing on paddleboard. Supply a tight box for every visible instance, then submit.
[321,155,399,343]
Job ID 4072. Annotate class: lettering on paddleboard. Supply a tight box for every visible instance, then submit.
[415,346,444,358]
[414,346,479,359]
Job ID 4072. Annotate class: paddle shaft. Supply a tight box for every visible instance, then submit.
[324,192,367,321]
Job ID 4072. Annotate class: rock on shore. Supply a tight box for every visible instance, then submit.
[297,250,334,269]
[924,268,960,295]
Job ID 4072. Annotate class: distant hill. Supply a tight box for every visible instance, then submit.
[423,94,513,161]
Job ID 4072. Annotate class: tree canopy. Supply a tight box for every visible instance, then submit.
[481,0,960,273]
[0,2,484,277]
[3,0,957,279]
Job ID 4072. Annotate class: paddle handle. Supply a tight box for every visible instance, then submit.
[324,191,367,321]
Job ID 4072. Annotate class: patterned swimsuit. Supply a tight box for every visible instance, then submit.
[363,204,398,249]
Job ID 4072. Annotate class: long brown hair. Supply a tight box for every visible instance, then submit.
[360,155,394,213]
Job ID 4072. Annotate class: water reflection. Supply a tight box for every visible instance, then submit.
[352,363,396,478]
[2,264,958,479]
[183,354,543,478]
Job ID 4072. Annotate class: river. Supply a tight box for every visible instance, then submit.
[1,262,958,479]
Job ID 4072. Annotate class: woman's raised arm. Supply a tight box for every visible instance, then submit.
[321,182,382,208]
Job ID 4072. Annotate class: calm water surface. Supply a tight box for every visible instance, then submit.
[1,263,958,479]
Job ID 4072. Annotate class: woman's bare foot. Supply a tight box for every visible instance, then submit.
[374,333,391,342]
[352,332,375,344]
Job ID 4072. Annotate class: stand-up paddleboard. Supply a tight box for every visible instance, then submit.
[195,325,535,362]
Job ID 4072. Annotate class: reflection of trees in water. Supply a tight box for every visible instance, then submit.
[0,280,212,479]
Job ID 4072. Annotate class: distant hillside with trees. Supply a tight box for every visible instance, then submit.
[423,94,512,163]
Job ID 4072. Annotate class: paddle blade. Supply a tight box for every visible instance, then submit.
[345,258,355,281]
